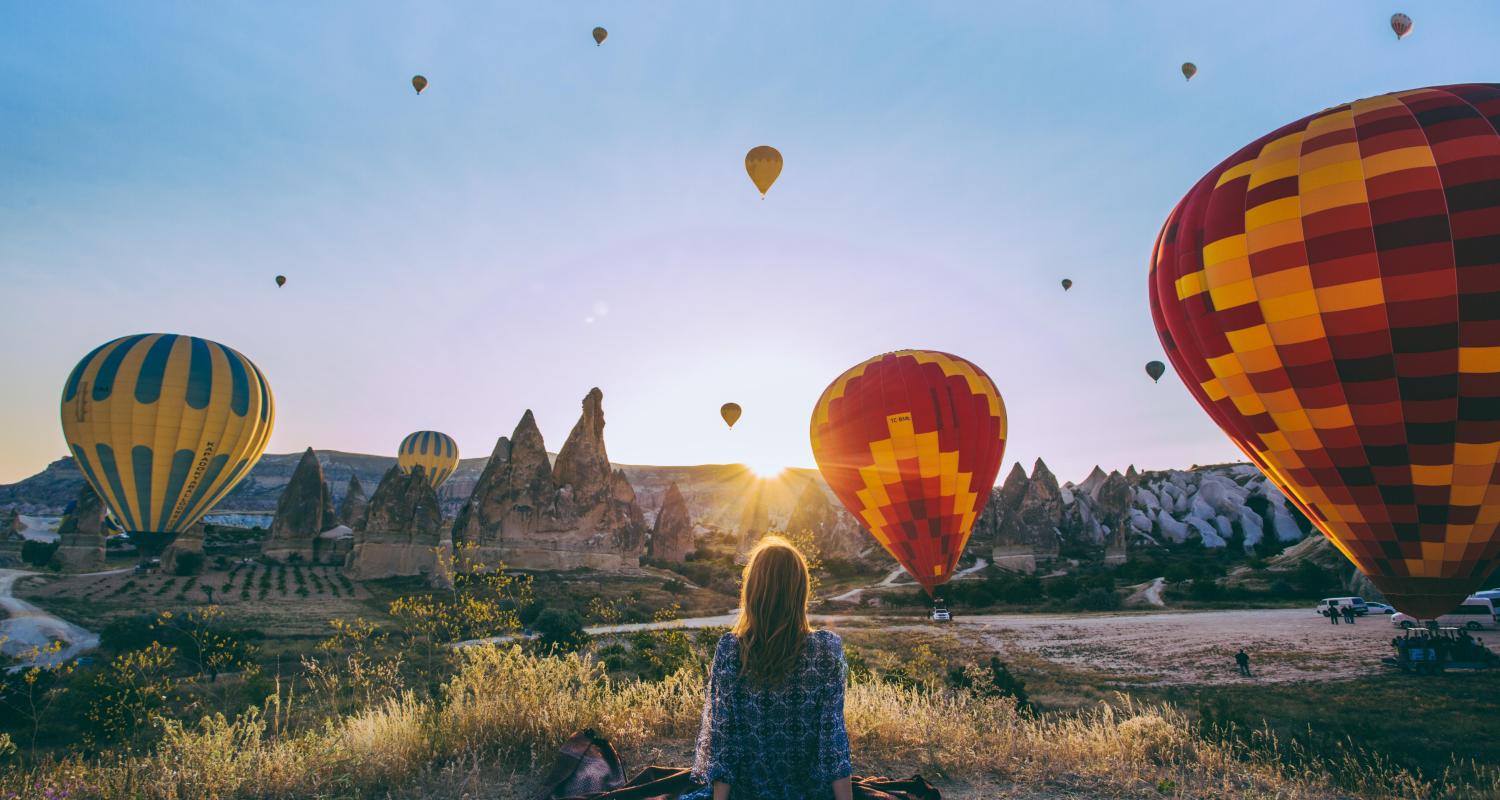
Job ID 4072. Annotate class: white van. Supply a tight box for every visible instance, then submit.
[1316,597,1367,617]
[1391,597,1500,630]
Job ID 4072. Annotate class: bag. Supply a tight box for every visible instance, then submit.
[534,729,627,800]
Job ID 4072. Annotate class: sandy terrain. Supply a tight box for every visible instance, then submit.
[571,606,1495,687]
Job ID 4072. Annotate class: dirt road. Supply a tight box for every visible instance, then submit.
[0,568,101,669]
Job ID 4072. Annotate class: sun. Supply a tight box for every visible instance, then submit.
[744,456,787,480]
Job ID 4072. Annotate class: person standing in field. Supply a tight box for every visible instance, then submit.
[1235,648,1251,677]
[1343,605,1356,625]
[688,536,854,800]
[1328,602,1340,624]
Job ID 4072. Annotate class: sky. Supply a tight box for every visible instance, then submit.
[2,1,1498,485]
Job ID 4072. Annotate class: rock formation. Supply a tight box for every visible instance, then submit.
[263,448,334,563]
[737,491,770,555]
[784,479,866,559]
[162,523,206,575]
[649,483,694,562]
[346,465,448,580]
[55,483,106,572]
[977,459,1064,572]
[336,475,369,528]
[1096,470,1135,565]
[452,389,647,572]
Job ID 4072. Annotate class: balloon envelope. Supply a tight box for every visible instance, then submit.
[275,275,286,287]
[412,75,427,94]
[593,26,607,45]
[60,334,275,556]
[745,145,783,196]
[720,402,742,429]
[1391,13,1412,39]
[1149,84,1500,618]
[1145,361,1166,383]
[810,350,1007,593]
[1061,278,1073,291]
[398,431,460,489]
[1181,62,1197,81]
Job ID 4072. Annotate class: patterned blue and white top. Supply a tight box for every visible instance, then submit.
[686,630,853,800]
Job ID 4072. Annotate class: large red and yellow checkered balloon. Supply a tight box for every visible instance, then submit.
[810,350,1007,594]
[1150,84,1500,618]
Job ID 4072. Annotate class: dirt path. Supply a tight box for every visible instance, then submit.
[0,568,102,669]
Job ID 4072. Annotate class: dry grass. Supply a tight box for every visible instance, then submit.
[1,644,1490,799]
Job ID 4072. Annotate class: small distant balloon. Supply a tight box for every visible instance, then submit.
[1061,278,1073,291]
[721,402,742,429]
[412,75,428,95]
[1390,13,1412,40]
[275,275,286,288]
[1181,62,1197,81]
[745,145,783,197]
[593,27,608,46]
[1146,360,1166,383]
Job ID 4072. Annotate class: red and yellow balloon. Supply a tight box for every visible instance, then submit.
[810,350,1007,594]
[1149,84,1500,618]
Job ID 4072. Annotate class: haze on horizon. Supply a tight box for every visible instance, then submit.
[3,1,1496,485]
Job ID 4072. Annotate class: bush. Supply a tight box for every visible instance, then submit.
[20,540,59,568]
[1047,576,1080,601]
[532,609,588,654]
[171,551,204,576]
[1078,587,1121,611]
[1188,578,1221,601]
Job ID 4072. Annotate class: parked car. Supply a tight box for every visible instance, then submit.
[1391,597,1500,630]
[930,599,951,622]
[1364,602,1396,615]
[1316,597,1368,617]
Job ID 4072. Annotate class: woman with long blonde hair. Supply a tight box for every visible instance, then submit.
[688,536,853,800]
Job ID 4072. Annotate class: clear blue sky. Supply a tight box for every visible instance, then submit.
[2,1,1496,484]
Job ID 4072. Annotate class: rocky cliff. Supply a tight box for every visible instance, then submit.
[336,475,369,529]
[970,460,1312,573]
[452,389,647,572]
[55,484,106,572]
[346,465,448,581]
[648,483,694,562]
[263,448,335,563]
[784,478,867,559]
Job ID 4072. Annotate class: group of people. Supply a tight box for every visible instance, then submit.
[1325,602,1359,624]
[1391,629,1498,672]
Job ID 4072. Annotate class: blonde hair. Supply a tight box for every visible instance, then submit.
[733,535,813,686]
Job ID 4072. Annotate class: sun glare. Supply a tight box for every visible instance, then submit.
[744,457,787,480]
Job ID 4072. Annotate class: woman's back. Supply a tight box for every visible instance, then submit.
[691,629,852,800]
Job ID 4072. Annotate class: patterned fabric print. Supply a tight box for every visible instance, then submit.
[810,350,1007,593]
[688,631,852,800]
[397,430,459,489]
[59,334,275,537]
[1150,84,1500,618]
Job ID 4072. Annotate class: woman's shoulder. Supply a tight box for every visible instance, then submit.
[808,629,843,654]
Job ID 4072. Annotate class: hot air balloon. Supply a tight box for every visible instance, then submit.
[745,146,783,197]
[60,334,275,560]
[1061,278,1073,291]
[1391,13,1413,40]
[412,75,428,95]
[1181,62,1197,81]
[1145,361,1165,383]
[1149,83,1500,618]
[398,431,459,489]
[721,402,742,429]
[275,275,286,288]
[593,27,607,46]
[810,350,1007,594]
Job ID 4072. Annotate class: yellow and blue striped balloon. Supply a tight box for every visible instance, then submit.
[59,334,275,556]
[397,431,459,488]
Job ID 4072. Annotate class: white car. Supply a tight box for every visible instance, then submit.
[930,608,951,622]
[1391,597,1499,630]
[1364,602,1395,615]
